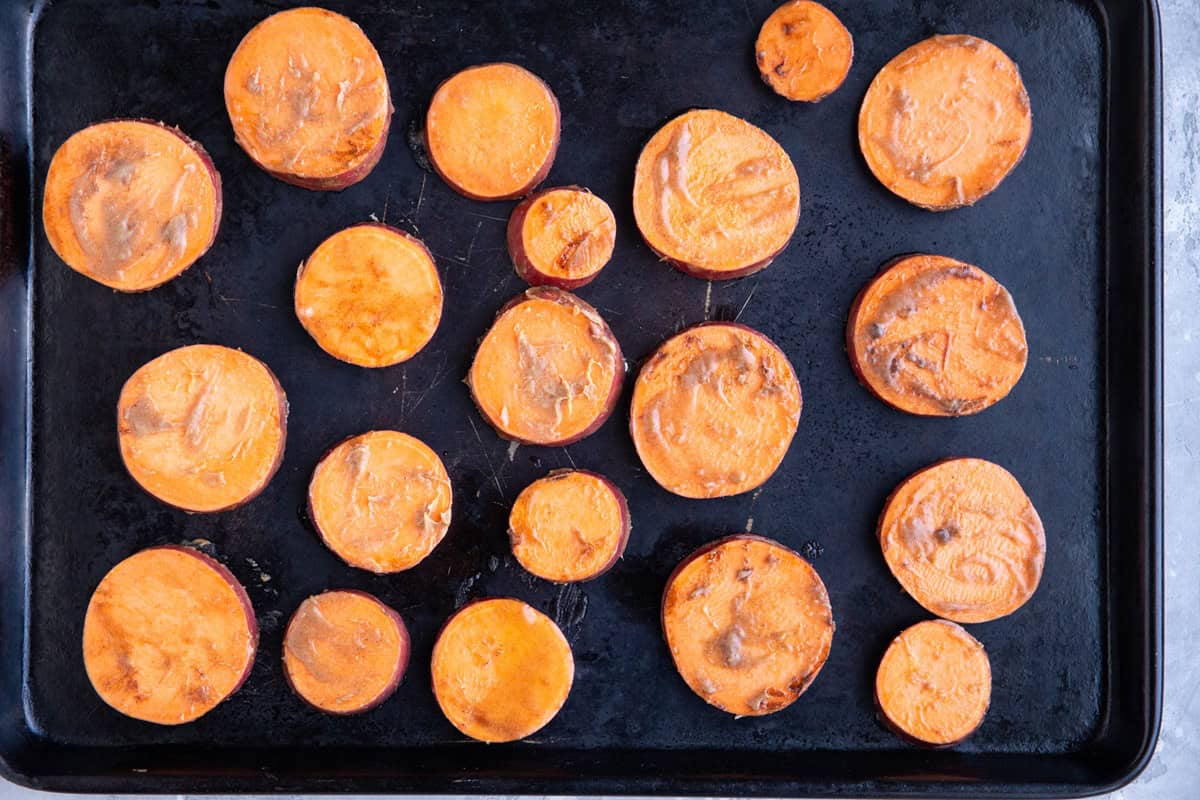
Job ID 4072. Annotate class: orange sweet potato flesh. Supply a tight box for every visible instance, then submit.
[283,590,409,715]
[295,223,443,367]
[426,63,560,201]
[859,35,1031,210]
[468,287,624,446]
[755,1,854,102]
[879,458,1046,623]
[507,187,616,289]
[875,619,991,746]
[630,322,801,498]
[846,254,1027,416]
[117,345,288,512]
[82,546,257,725]
[509,469,630,582]
[662,535,834,716]
[43,120,221,292]
[431,598,574,742]
[308,430,452,573]
[632,109,800,279]
[224,7,391,190]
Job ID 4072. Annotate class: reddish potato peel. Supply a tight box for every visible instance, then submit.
[507,186,616,289]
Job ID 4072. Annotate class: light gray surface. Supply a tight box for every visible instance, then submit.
[5,0,1196,798]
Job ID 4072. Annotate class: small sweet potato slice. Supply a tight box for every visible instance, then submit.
[42,119,221,291]
[82,545,257,725]
[630,322,801,498]
[846,254,1028,416]
[117,344,288,512]
[755,1,854,102]
[509,469,630,582]
[295,223,443,367]
[224,7,391,190]
[308,430,452,573]
[879,458,1046,623]
[431,598,574,742]
[632,109,800,279]
[875,619,991,746]
[858,35,1032,210]
[661,534,834,716]
[283,590,409,715]
[507,186,616,289]
[467,287,624,445]
[425,63,560,201]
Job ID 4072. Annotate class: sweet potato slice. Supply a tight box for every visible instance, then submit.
[879,458,1046,623]
[755,1,854,102]
[224,7,391,190]
[661,534,834,716]
[117,344,288,512]
[507,186,616,289]
[875,619,991,746]
[846,254,1027,416]
[82,545,257,725]
[42,119,221,292]
[295,223,443,367]
[425,63,560,201]
[431,598,574,742]
[632,109,800,279]
[509,469,630,582]
[467,287,624,445]
[308,430,452,573]
[858,35,1032,210]
[630,322,801,498]
[283,590,409,715]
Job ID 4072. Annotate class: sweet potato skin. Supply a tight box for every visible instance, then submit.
[506,186,615,289]
[425,63,561,201]
[467,287,625,446]
[43,119,223,292]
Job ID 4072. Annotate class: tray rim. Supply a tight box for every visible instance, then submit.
[0,0,1162,796]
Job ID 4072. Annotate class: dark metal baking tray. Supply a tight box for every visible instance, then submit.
[0,0,1161,795]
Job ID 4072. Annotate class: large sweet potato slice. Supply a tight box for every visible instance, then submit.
[431,598,574,742]
[117,344,288,512]
[632,109,800,279]
[630,322,801,498]
[755,1,854,102]
[82,545,257,725]
[295,223,443,367]
[308,430,452,573]
[878,457,1046,623]
[507,186,616,289]
[43,119,221,291]
[224,7,392,190]
[661,534,834,716]
[858,35,1031,210]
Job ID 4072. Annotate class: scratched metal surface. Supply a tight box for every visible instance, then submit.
[6,0,1147,793]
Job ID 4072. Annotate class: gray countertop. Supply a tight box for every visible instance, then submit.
[5,0,1196,798]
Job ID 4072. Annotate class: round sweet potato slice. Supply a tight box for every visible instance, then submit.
[295,223,443,367]
[283,590,409,715]
[431,597,574,742]
[630,322,801,499]
[467,287,624,446]
[875,619,991,746]
[858,35,1032,210]
[632,109,800,279]
[879,457,1046,623]
[82,545,257,725]
[755,1,854,102]
[425,63,560,201]
[509,469,630,582]
[846,254,1028,416]
[507,186,616,289]
[224,7,392,190]
[661,534,834,716]
[42,119,221,292]
[117,344,288,513]
[308,430,452,573]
